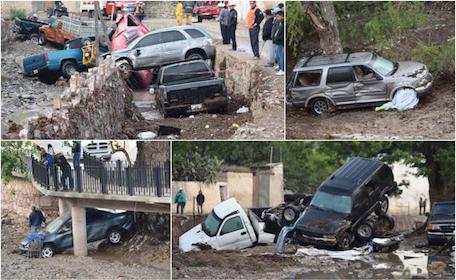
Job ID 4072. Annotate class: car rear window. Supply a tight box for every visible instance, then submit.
[162,62,212,84]
[184,28,205,39]
[327,66,355,84]
[294,70,322,87]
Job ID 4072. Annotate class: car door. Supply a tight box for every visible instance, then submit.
[159,30,188,63]
[325,66,356,105]
[132,32,163,68]
[216,215,252,250]
[53,219,73,250]
[288,69,324,105]
[86,210,109,242]
[353,65,388,103]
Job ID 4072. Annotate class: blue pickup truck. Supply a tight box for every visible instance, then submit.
[22,36,108,84]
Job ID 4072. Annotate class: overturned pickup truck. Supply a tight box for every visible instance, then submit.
[278,157,397,251]
[179,198,274,252]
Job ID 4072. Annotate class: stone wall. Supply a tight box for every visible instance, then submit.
[144,1,176,19]
[1,175,58,219]
[26,57,141,139]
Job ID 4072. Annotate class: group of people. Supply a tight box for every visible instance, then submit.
[219,1,284,76]
[174,189,205,215]
[37,142,81,191]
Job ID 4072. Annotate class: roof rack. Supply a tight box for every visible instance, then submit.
[344,53,351,62]
[302,55,314,67]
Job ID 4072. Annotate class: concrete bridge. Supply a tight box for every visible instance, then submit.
[30,154,170,257]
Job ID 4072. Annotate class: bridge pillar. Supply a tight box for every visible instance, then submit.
[58,198,71,217]
[71,205,88,257]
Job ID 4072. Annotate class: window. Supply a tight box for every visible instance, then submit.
[136,33,161,48]
[202,211,222,237]
[86,210,104,223]
[162,62,212,84]
[184,28,205,39]
[66,39,84,50]
[161,31,186,43]
[326,66,355,84]
[369,55,395,76]
[294,70,322,87]
[50,20,60,29]
[310,191,352,214]
[220,216,244,235]
[127,15,138,26]
[353,65,376,81]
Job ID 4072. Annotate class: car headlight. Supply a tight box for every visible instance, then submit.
[427,224,439,231]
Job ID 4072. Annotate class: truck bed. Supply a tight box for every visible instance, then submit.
[163,78,225,105]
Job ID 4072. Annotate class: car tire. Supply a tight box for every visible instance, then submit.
[29,33,39,44]
[38,70,61,84]
[375,195,389,215]
[337,232,352,250]
[309,98,329,115]
[41,244,55,258]
[38,32,47,45]
[376,213,395,230]
[61,60,78,80]
[107,229,123,245]
[355,221,374,242]
[281,205,300,225]
[185,50,206,60]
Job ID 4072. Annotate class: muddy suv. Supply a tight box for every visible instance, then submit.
[292,157,397,250]
[287,52,433,115]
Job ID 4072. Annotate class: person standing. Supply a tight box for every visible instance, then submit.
[28,206,46,232]
[423,197,427,214]
[228,2,238,51]
[72,141,81,169]
[262,9,274,67]
[246,1,264,59]
[55,153,74,191]
[175,189,187,214]
[176,1,183,26]
[196,190,205,215]
[219,3,230,45]
[271,10,284,76]
[183,1,195,25]
[47,144,55,157]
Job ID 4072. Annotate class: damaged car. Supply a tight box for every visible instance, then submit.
[283,157,397,250]
[179,198,274,252]
[19,208,134,257]
[287,52,433,115]
[426,201,455,245]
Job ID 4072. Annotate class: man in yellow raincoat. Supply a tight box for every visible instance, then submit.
[176,1,183,26]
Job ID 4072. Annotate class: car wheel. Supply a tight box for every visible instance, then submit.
[337,232,352,250]
[41,244,54,258]
[108,229,122,245]
[38,70,61,84]
[281,205,300,225]
[355,222,374,242]
[309,98,329,115]
[185,51,205,60]
[376,213,395,230]
[375,196,389,215]
[38,33,47,45]
[29,33,39,44]
[61,60,78,79]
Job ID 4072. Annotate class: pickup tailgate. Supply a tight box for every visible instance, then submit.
[22,53,48,75]
[248,209,275,245]
[164,78,225,105]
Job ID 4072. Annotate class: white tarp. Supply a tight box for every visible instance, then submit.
[295,247,366,261]
[375,88,419,111]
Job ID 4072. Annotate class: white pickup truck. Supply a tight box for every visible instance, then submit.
[179,198,275,252]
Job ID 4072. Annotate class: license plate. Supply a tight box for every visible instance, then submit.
[191,104,203,111]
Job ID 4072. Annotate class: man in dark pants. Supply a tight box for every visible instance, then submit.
[228,2,238,51]
[196,190,205,215]
[72,141,81,169]
[246,1,264,59]
[219,3,230,44]
[28,206,46,232]
[55,153,74,191]
[271,10,284,76]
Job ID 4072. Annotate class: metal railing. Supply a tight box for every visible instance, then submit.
[30,153,170,197]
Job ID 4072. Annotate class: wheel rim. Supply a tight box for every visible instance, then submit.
[31,36,39,44]
[109,231,121,243]
[358,224,372,238]
[283,209,296,222]
[342,236,350,249]
[42,247,53,258]
[66,65,77,76]
[313,100,328,114]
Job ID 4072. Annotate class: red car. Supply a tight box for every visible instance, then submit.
[104,0,137,19]
[111,13,152,88]
[194,1,222,22]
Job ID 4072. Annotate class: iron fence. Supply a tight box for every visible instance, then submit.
[30,153,170,197]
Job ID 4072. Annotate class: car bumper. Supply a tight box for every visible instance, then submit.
[293,232,338,247]
[166,96,228,114]
[416,79,433,98]
[427,231,454,242]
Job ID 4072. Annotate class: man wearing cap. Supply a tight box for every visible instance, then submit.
[246,1,264,59]
[228,2,238,51]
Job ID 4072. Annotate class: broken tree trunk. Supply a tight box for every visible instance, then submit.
[302,1,343,55]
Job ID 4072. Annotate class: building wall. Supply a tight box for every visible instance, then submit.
[268,163,284,207]
[226,171,254,208]
[172,181,221,214]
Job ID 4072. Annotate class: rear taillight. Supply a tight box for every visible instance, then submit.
[43,53,48,61]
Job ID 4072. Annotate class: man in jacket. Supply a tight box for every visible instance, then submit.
[228,2,238,50]
[28,206,46,232]
[176,1,183,26]
[175,189,187,214]
[72,141,81,169]
[262,9,274,66]
[271,10,284,76]
[183,1,195,25]
[219,3,230,44]
[55,153,74,191]
[196,190,205,215]
[246,1,264,59]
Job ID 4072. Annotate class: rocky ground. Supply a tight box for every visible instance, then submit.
[1,215,170,280]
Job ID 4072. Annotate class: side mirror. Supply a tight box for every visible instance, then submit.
[135,49,141,56]
[375,73,383,80]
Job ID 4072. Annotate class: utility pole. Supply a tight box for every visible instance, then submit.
[94,1,100,66]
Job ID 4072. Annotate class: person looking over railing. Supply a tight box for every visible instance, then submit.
[55,153,74,191]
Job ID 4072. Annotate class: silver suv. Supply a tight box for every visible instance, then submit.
[111,26,216,71]
[287,52,433,115]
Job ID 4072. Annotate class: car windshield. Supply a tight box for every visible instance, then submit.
[310,191,352,214]
[202,211,222,237]
[431,204,455,217]
[369,55,395,76]
[45,216,67,233]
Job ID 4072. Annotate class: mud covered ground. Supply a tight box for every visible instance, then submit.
[172,232,454,279]
[1,216,170,280]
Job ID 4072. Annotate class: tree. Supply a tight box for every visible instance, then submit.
[1,141,36,183]
[136,141,170,164]
[302,1,343,55]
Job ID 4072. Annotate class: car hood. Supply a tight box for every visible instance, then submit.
[391,61,428,78]
[295,206,350,235]
[179,224,210,253]
[429,217,455,224]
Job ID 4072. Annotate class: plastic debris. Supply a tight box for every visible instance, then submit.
[189,115,195,119]
[375,88,418,111]
[236,106,250,113]
[137,131,157,139]
[205,125,209,129]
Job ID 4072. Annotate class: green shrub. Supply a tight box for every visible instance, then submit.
[172,152,223,183]
[9,8,27,20]
[413,38,455,80]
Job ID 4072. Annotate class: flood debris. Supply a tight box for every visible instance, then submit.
[375,88,419,111]
[157,125,181,137]
[236,106,249,114]
[137,131,157,139]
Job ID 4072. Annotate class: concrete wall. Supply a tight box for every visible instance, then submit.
[26,57,140,139]
[172,181,221,214]
[226,171,253,208]
[1,175,58,219]
[268,163,284,207]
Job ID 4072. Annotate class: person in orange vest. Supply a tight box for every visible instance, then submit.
[246,1,264,59]
[176,1,184,26]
